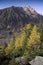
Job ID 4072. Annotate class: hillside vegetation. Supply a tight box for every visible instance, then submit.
[0,17,43,65]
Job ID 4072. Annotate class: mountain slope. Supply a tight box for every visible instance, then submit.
[0,6,41,45]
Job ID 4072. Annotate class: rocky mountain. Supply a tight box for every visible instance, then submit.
[0,6,41,45]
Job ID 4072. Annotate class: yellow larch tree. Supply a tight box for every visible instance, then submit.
[15,28,26,49]
[27,25,41,48]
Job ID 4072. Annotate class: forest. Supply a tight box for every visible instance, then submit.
[0,17,43,65]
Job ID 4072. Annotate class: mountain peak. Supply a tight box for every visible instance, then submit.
[23,6,37,16]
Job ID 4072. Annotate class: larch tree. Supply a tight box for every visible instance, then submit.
[27,25,41,48]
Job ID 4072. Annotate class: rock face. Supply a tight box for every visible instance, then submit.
[23,6,37,17]
[30,56,43,65]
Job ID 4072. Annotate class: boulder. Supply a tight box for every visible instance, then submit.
[15,56,31,65]
[30,56,43,65]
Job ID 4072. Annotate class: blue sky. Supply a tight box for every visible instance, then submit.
[0,0,43,15]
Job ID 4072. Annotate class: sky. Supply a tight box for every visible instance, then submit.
[0,0,43,15]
